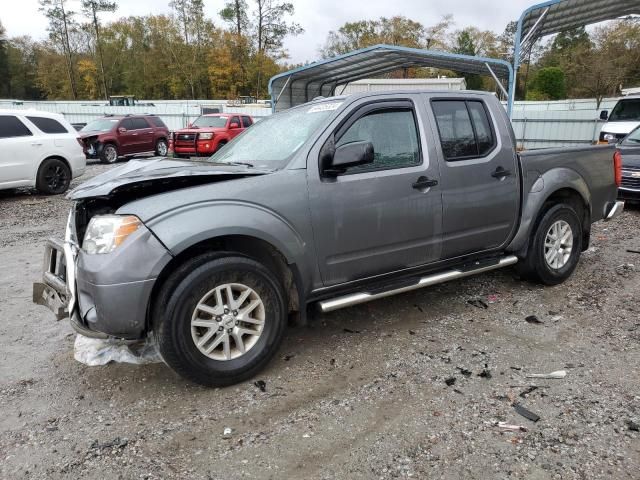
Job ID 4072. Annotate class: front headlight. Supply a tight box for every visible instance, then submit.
[82,215,142,254]
[604,133,617,142]
[199,132,214,140]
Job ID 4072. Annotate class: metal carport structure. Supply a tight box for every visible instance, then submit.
[268,44,513,113]
[509,0,640,115]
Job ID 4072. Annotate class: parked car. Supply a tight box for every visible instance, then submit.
[0,110,86,194]
[171,113,253,158]
[34,91,623,386]
[616,124,640,203]
[599,95,640,143]
[80,114,170,164]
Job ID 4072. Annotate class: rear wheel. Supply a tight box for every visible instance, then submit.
[100,143,118,164]
[155,139,168,156]
[519,203,583,285]
[154,253,287,387]
[36,158,71,195]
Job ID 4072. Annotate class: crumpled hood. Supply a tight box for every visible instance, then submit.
[68,158,272,200]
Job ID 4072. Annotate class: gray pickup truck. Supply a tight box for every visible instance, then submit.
[33,91,624,386]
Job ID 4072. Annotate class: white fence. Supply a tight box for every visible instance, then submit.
[0,99,272,131]
[0,96,623,149]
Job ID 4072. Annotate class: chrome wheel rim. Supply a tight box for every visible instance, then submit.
[157,141,168,156]
[105,146,117,163]
[544,220,573,270]
[191,283,265,361]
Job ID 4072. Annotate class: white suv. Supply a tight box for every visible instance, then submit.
[0,110,86,194]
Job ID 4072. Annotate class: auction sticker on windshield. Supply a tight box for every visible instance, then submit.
[308,103,342,113]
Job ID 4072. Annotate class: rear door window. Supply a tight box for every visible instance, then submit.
[120,119,136,130]
[241,116,253,127]
[131,118,150,129]
[26,116,69,134]
[432,100,496,160]
[0,115,33,138]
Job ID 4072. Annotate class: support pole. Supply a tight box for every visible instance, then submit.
[485,63,508,99]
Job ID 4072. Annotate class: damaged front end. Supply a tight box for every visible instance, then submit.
[81,135,103,159]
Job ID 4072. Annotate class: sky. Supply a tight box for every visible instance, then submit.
[1,0,536,63]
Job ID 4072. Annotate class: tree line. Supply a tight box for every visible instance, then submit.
[0,4,639,103]
[0,0,302,100]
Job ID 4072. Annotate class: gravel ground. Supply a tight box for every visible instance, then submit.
[0,161,638,479]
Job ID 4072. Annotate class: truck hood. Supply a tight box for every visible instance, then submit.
[68,158,272,200]
[618,143,640,168]
[600,121,640,135]
[175,127,226,134]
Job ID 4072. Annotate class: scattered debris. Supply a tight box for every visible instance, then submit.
[453,389,463,395]
[343,328,360,334]
[222,427,233,439]
[525,315,544,325]
[330,358,336,366]
[467,299,488,309]
[525,370,566,379]
[283,354,295,361]
[497,422,528,432]
[444,377,456,386]
[409,330,416,335]
[626,420,639,432]
[90,437,128,451]
[487,294,499,303]
[456,367,472,377]
[626,249,640,254]
[478,365,492,379]
[254,380,266,392]
[414,304,424,313]
[615,263,636,277]
[513,403,540,423]
[519,386,539,398]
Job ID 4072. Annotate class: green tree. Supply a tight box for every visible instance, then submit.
[0,21,9,97]
[81,0,118,100]
[453,29,483,90]
[528,66,566,100]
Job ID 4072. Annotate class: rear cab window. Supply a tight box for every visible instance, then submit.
[26,116,70,134]
[431,99,496,160]
[241,116,253,127]
[0,115,33,138]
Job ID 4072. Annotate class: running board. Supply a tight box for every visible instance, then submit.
[318,255,518,313]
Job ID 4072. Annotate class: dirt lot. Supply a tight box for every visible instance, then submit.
[1,161,639,479]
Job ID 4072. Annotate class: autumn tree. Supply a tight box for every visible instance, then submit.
[81,0,117,99]
[0,21,9,97]
[453,29,483,90]
[40,0,79,99]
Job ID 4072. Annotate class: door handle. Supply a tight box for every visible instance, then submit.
[31,142,43,146]
[412,176,438,190]
[491,166,512,179]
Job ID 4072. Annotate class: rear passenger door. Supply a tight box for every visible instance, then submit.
[130,117,154,153]
[428,96,519,259]
[0,115,36,186]
[241,116,253,129]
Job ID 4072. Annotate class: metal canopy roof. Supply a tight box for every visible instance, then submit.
[268,44,513,112]
[518,0,640,58]
[508,0,640,115]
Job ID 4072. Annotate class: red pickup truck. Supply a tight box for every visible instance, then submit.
[171,113,254,157]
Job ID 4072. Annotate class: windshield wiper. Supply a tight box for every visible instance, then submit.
[225,161,254,168]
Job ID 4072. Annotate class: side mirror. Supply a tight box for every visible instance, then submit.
[230,122,240,129]
[324,141,374,176]
[117,127,127,134]
[600,110,609,120]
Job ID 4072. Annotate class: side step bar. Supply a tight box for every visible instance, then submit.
[318,255,518,313]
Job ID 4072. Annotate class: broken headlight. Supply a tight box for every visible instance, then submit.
[82,215,142,254]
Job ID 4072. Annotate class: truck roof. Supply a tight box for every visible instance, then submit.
[307,89,496,105]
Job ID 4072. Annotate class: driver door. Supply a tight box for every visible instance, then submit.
[307,98,443,287]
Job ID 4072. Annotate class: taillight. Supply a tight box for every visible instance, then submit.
[613,150,622,187]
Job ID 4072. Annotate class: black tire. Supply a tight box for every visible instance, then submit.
[155,138,168,156]
[153,253,287,387]
[35,158,71,195]
[519,203,583,286]
[100,143,118,164]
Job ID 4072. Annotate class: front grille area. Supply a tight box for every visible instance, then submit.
[621,175,640,190]
[177,133,196,141]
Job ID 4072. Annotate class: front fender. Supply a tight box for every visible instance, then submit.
[144,200,307,267]
[508,167,590,254]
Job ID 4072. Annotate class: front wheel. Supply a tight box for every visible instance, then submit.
[100,143,118,164]
[155,139,168,156]
[36,158,71,195]
[154,254,287,387]
[519,203,583,286]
